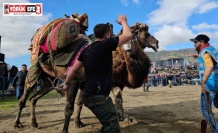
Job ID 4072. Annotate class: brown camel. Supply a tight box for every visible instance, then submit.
[13,17,158,133]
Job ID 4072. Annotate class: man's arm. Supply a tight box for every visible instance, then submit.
[189,53,198,58]
[202,66,213,82]
[64,60,84,85]
[12,73,18,87]
[116,15,132,47]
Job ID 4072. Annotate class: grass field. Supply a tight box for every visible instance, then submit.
[0,90,60,110]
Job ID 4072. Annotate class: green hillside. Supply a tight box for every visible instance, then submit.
[146,48,198,64]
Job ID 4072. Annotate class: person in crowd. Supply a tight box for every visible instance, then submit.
[167,72,173,88]
[11,64,28,100]
[157,73,161,86]
[143,77,150,92]
[187,73,191,84]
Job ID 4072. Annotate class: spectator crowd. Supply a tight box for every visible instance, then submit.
[147,64,200,87]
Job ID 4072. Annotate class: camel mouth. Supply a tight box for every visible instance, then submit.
[152,46,158,52]
[149,43,158,52]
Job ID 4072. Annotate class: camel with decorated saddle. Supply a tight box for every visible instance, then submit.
[13,13,159,133]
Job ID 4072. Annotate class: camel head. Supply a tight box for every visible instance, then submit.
[131,23,159,52]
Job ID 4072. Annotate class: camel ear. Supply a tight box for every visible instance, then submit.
[106,22,113,29]
[132,23,140,30]
[142,24,149,31]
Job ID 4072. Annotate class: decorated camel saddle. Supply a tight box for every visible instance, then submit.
[29,13,89,63]
[26,13,90,88]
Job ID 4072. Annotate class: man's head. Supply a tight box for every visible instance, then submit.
[21,64,27,71]
[94,23,112,39]
[190,34,210,50]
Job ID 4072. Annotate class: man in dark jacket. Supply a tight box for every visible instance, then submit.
[11,64,28,100]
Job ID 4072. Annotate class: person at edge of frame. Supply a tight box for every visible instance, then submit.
[189,34,218,133]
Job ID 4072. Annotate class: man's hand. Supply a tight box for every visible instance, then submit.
[59,82,70,91]
[116,15,127,25]
[201,81,207,93]
[189,53,198,58]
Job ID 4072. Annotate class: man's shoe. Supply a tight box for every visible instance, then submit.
[200,119,207,133]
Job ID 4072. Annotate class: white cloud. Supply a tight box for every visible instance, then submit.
[148,0,205,26]
[154,25,194,49]
[192,23,218,30]
[197,1,218,14]
[120,0,129,6]
[120,0,141,6]
[0,0,52,58]
[132,0,140,4]
[147,0,218,50]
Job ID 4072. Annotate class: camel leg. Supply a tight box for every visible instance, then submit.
[74,90,85,128]
[14,85,35,128]
[112,87,125,121]
[29,78,52,128]
[62,79,79,133]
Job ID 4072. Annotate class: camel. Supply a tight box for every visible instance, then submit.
[13,14,158,133]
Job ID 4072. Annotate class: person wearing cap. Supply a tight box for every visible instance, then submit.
[190,34,218,133]
[60,14,132,133]
[11,64,28,100]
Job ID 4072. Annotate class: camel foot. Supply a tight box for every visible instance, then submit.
[118,117,124,121]
[30,120,38,128]
[119,116,133,123]
[62,130,68,133]
[14,121,24,128]
[124,117,133,123]
[74,118,85,128]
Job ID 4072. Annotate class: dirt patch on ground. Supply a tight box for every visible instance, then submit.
[0,85,216,133]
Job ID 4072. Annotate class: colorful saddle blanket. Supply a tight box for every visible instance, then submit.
[30,18,81,63]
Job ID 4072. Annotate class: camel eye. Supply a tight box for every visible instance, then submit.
[144,32,150,37]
